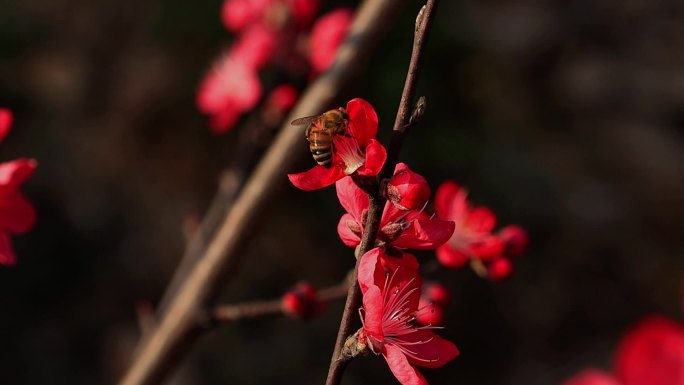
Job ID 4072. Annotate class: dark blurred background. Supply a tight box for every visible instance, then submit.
[1,0,683,384]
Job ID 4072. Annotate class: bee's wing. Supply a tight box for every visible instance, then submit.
[290,115,320,126]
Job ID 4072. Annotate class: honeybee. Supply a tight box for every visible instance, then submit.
[291,109,349,167]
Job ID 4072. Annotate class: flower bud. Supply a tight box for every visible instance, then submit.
[0,108,13,143]
[415,298,445,326]
[422,282,451,308]
[281,282,325,318]
[487,258,512,281]
[387,163,430,211]
[498,225,528,258]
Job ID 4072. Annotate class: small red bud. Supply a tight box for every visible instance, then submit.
[387,163,431,211]
[281,282,324,319]
[487,258,513,281]
[422,282,451,308]
[415,298,445,326]
[498,225,528,258]
[0,108,13,143]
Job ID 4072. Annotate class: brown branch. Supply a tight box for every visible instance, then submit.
[157,111,281,318]
[211,277,351,323]
[118,1,406,384]
[324,2,440,385]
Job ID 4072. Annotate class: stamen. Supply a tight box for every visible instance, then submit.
[333,136,365,174]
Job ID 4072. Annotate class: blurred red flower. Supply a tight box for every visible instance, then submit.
[196,55,262,134]
[309,8,353,73]
[615,316,684,385]
[0,108,13,143]
[0,159,37,265]
[434,180,528,280]
[563,315,684,385]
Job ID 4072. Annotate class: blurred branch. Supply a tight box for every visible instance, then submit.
[118,1,406,384]
[324,2,439,384]
[157,112,282,318]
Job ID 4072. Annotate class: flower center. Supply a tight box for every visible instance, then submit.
[333,136,365,174]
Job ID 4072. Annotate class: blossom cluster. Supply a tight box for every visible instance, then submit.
[563,315,684,385]
[435,180,528,280]
[197,0,354,133]
[0,108,37,266]
[287,98,530,384]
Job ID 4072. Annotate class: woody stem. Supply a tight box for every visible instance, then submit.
[324,1,440,385]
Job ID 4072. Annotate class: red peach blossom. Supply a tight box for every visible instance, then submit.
[288,98,387,191]
[309,8,354,73]
[615,316,684,385]
[335,176,454,251]
[229,24,278,70]
[387,163,431,211]
[357,248,459,385]
[434,180,504,268]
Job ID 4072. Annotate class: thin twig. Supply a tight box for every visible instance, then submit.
[118,2,406,384]
[323,2,440,385]
[211,278,351,323]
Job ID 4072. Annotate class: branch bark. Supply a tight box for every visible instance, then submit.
[324,2,440,384]
[118,1,406,384]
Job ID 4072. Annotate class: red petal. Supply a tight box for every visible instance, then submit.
[358,247,382,294]
[335,176,368,220]
[0,108,13,143]
[470,236,505,261]
[466,206,497,233]
[0,159,37,192]
[562,369,621,385]
[356,139,386,176]
[381,199,406,226]
[0,232,16,266]
[400,329,460,368]
[337,213,361,247]
[346,98,378,147]
[288,165,345,191]
[383,344,428,385]
[388,163,431,211]
[436,244,469,269]
[362,285,385,340]
[499,225,528,257]
[435,180,463,218]
[615,316,684,385]
[0,191,36,234]
[393,219,455,250]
